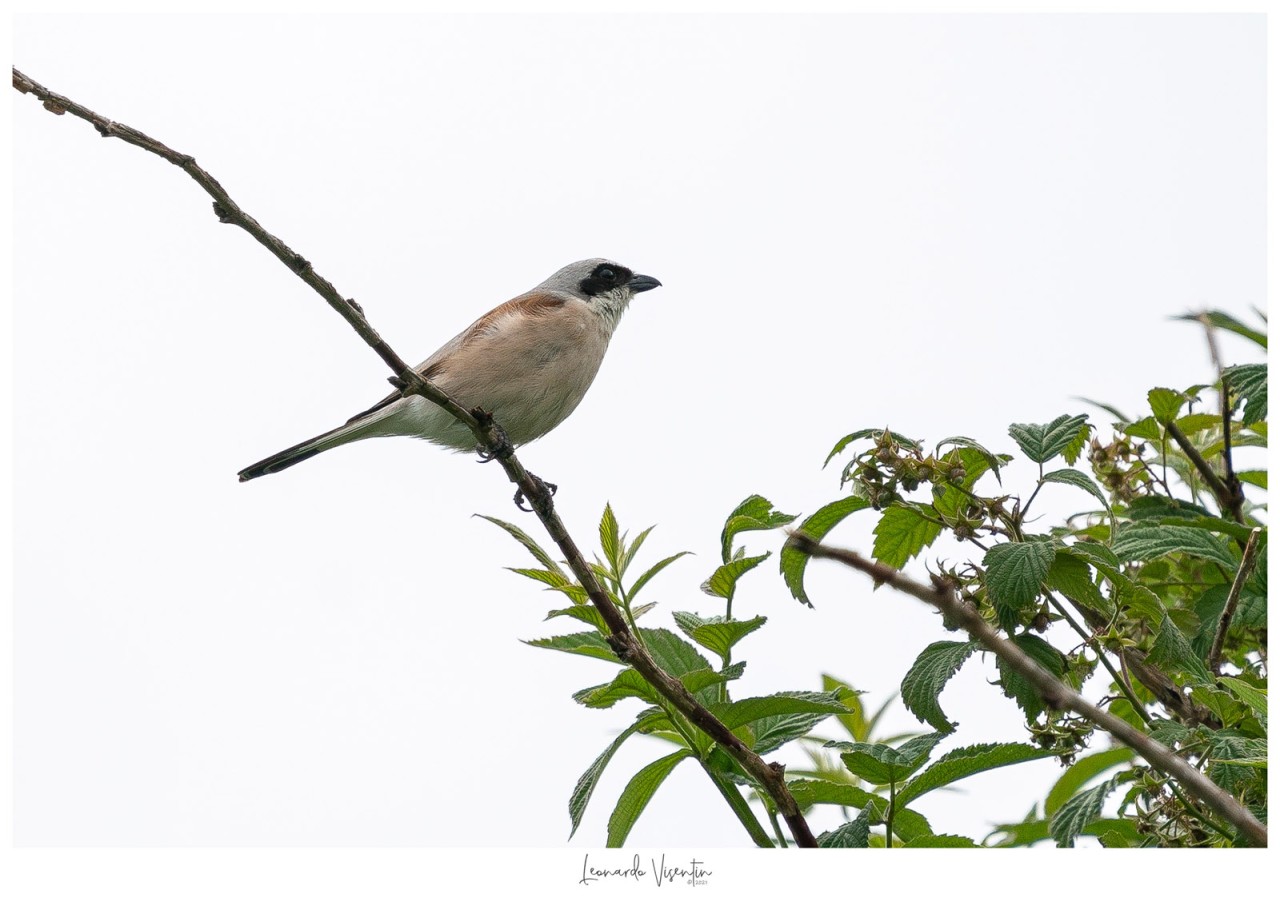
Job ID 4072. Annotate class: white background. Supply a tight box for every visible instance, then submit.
[9,5,1267,874]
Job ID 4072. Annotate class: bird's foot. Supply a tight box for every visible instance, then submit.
[474,420,515,463]
[515,475,558,514]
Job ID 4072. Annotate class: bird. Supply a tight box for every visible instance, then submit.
[237,258,661,484]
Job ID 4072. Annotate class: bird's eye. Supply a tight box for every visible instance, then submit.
[597,267,616,283]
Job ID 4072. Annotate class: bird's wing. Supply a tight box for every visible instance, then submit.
[343,290,569,425]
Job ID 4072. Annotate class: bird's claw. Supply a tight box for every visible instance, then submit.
[515,476,558,513]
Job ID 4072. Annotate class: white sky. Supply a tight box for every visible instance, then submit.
[8,6,1269,887]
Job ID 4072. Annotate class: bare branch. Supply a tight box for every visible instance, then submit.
[1208,527,1263,677]
[1165,420,1246,527]
[787,532,1268,847]
[13,66,818,847]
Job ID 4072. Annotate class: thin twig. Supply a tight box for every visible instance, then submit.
[1208,527,1263,677]
[788,533,1268,847]
[1165,420,1245,526]
[13,66,819,848]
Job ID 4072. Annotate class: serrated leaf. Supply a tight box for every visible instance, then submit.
[1237,470,1267,489]
[1224,364,1267,426]
[1173,412,1223,436]
[525,631,622,664]
[1148,388,1187,424]
[719,495,798,563]
[780,496,871,606]
[873,504,944,569]
[900,640,977,733]
[671,612,767,664]
[818,807,872,848]
[1008,414,1091,464]
[1174,310,1268,348]
[599,504,621,575]
[984,540,1057,617]
[1050,773,1123,847]
[1206,731,1266,793]
[787,780,934,840]
[625,552,692,602]
[1063,422,1090,465]
[1045,551,1113,617]
[575,669,663,709]
[751,709,842,755]
[1044,747,1134,817]
[1123,416,1162,440]
[896,743,1056,807]
[1127,495,1217,521]
[478,515,564,576]
[836,732,947,785]
[1148,616,1212,685]
[1112,524,1236,568]
[825,429,922,466]
[546,604,608,631]
[1040,469,1113,523]
[618,525,656,579]
[569,720,643,838]
[606,749,692,847]
[640,628,714,680]
[996,633,1067,721]
[1219,678,1267,731]
[701,553,769,601]
[935,436,1008,485]
[711,690,849,730]
[902,834,979,848]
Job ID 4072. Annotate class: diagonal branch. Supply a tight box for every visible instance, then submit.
[13,66,817,847]
[787,532,1268,848]
[1208,527,1263,677]
[1165,420,1246,527]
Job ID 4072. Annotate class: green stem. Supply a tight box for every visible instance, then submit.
[700,761,775,848]
[885,778,896,848]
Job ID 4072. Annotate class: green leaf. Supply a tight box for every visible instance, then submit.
[751,709,842,755]
[1147,388,1187,424]
[1206,731,1267,793]
[1219,678,1267,731]
[1074,396,1133,424]
[1237,470,1267,489]
[1008,414,1091,464]
[897,743,1056,807]
[873,504,944,569]
[1174,310,1268,348]
[525,631,621,664]
[1044,747,1134,817]
[546,604,608,631]
[834,732,947,785]
[818,807,871,848]
[478,515,564,576]
[712,690,850,730]
[671,612,767,664]
[902,834,978,848]
[1224,364,1268,426]
[984,540,1057,618]
[598,504,622,576]
[640,628,715,680]
[1148,617,1213,685]
[1112,524,1236,568]
[825,429,922,466]
[1040,469,1114,529]
[1045,551,1113,617]
[900,640,977,733]
[701,553,770,601]
[625,552,692,602]
[618,525,656,579]
[1173,412,1223,436]
[1123,416,1161,441]
[996,634,1067,721]
[780,496,871,606]
[934,436,1008,485]
[1049,774,1123,847]
[569,719,644,838]
[575,669,663,709]
[719,495,798,563]
[787,780,934,840]
[605,749,692,847]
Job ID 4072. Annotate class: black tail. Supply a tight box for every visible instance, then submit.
[237,422,355,482]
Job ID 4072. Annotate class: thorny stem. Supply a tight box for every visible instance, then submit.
[788,533,1268,847]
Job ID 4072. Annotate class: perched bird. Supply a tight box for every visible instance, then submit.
[238,259,660,482]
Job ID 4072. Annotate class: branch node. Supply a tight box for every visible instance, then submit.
[386,374,407,391]
[211,201,234,223]
[42,99,67,115]
[347,297,364,316]
[289,254,312,274]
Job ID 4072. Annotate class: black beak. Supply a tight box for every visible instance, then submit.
[627,273,662,293]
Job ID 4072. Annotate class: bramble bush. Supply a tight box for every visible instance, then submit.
[492,310,1267,848]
